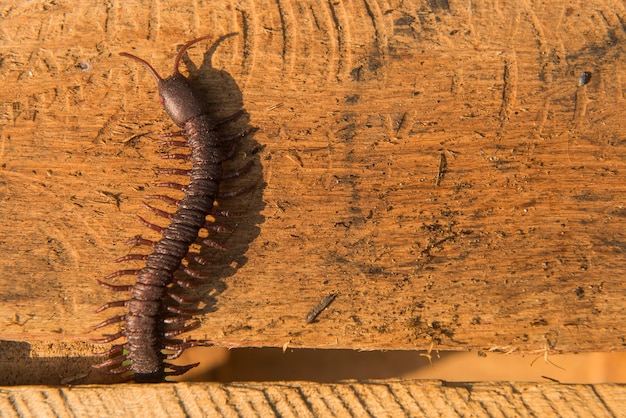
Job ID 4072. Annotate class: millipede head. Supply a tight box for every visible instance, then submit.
[120,35,213,127]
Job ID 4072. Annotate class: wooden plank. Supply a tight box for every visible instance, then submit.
[1,0,626,382]
[0,381,625,417]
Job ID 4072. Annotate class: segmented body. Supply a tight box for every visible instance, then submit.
[126,118,223,382]
[94,36,246,382]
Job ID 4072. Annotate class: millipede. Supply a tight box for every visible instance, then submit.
[93,35,253,382]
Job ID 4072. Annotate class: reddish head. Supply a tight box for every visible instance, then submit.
[120,35,211,127]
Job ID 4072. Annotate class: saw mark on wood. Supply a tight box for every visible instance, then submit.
[362,0,389,80]
[499,52,518,126]
[435,151,447,187]
[573,74,591,127]
[325,0,352,81]
[385,111,416,141]
[238,8,256,88]
[275,0,297,77]
[520,0,554,83]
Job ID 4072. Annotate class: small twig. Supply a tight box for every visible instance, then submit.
[305,293,338,323]
[266,103,284,111]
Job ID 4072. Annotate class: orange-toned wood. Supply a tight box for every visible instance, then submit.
[1,0,625,386]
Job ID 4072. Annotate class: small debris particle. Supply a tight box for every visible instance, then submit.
[578,71,592,87]
[305,293,338,324]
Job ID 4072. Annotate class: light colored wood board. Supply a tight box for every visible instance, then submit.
[1,0,626,366]
[0,380,625,417]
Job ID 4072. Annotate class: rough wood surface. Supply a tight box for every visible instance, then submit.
[1,380,625,417]
[2,0,626,383]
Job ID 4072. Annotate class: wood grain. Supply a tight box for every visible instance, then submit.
[1,0,626,384]
[0,380,625,417]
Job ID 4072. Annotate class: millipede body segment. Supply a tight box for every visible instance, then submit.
[94,36,250,382]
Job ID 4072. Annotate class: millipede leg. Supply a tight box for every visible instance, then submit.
[164,362,200,377]
[153,168,192,176]
[97,280,134,292]
[92,331,125,344]
[165,348,186,360]
[137,215,164,233]
[151,182,187,191]
[115,254,148,263]
[95,299,128,313]
[144,194,180,207]
[158,140,188,147]
[214,109,243,126]
[164,340,210,360]
[159,153,190,161]
[163,315,192,325]
[221,142,238,162]
[93,343,127,358]
[204,223,235,234]
[221,159,254,180]
[92,355,128,369]
[219,126,257,144]
[185,253,214,266]
[167,291,200,305]
[174,275,200,288]
[181,267,212,280]
[92,314,126,330]
[210,207,237,217]
[159,130,186,138]
[166,305,201,316]
[200,237,227,251]
[163,339,211,357]
[217,182,256,198]
[164,321,201,338]
[142,202,173,219]
[124,236,157,247]
[108,364,132,375]
[105,269,141,280]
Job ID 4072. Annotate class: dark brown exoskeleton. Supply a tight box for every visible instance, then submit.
[93,36,252,382]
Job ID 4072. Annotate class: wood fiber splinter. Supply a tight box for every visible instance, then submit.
[306,293,338,323]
